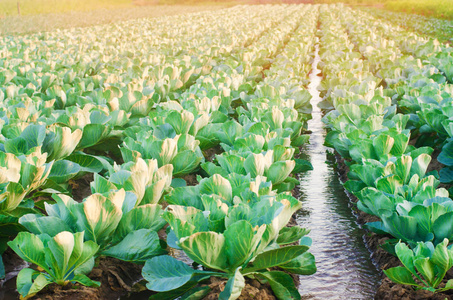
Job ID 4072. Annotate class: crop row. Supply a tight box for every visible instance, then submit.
[319,4,453,293]
[337,6,453,184]
[0,5,291,116]
[359,7,453,43]
[0,5,287,224]
[345,8,453,188]
[0,5,319,300]
[141,7,320,298]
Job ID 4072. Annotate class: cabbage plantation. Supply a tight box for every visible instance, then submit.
[1,3,453,299]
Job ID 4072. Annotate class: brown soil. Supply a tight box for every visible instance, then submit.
[29,257,142,300]
[203,277,276,300]
[428,149,444,174]
[428,149,452,190]
[334,152,453,300]
[182,173,198,186]
[70,173,94,201]
[376,277,453,300]
[203,145,224,162]
[292,177,303,199]
[1,249,27,300]
[2,247,25,277]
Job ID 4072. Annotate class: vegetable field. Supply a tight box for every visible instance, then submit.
[1,3,453,299]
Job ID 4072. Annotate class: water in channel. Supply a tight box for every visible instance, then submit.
[296,42,381,299]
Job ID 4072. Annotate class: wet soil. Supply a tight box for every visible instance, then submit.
[121,274,280,300]
[376,277,453,300]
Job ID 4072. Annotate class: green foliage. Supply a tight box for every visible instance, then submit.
[0,5,319,299]
[92,153,173,205]
[145,191,314,298]
[385,239,453,292]
[0,149,53,213]
[19,190,167,262]
[8,231,100,298]
[318,3,453,295]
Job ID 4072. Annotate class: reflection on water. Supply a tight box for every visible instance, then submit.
[297,42,380,299]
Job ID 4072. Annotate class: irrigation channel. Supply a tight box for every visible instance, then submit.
[296,42,381,299]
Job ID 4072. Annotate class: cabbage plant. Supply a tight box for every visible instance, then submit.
[143,194,316,299]
[8,231,100,299]
[149,108,211,137]
[215,119,308,153]
[0,148,53,279]
[385,239,453,293]
[203,151,296,186]
[0,123,82,162]
[0,149,53,213]
[165,173,279,210]
[367,197,453,247]
[345,152,433,194]
[121,133,204,177]
[18,189,166,263]
[91,153,173,206]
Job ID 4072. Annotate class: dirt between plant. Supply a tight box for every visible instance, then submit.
[26,257,143,300]
[204,277,276,300]
[14,233,291,300]
[3,248,24,277]
[181,173,199,186]
[203,145,224,162]
[70,173,94,201]
[428,149,452,191]
[334,152,453,300]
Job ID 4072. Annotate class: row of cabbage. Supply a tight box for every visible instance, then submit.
[0,3,291,217]
[131,5,319,299]
[0,4,289,119]
[0,5,318,300]
[359,7,453,44]
[344,8,453,189]
[319,4,453,293]
[0,5,287,270]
